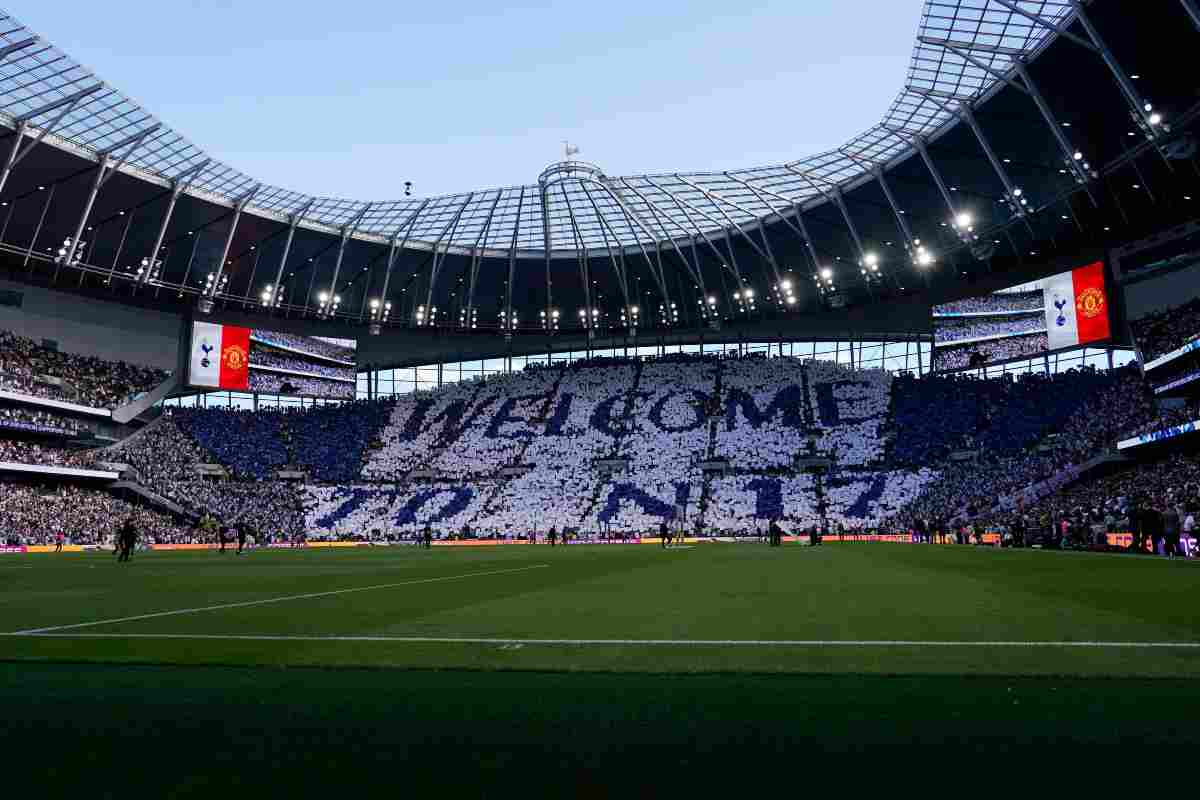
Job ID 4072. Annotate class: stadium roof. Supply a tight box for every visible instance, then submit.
[0,2,1074,255]
[0,0,1198,341]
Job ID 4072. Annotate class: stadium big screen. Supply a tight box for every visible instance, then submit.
[932,261,1111,372]
[187,322,357,400]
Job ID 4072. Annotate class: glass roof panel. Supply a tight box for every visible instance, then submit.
[0,2,1074,254]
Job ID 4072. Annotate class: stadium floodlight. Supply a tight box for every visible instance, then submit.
[707,296,716,305]
[1149,112,1163,126]
[318,291,329,303]
[820,268,833,280]
[780,279,792,291]
[864,252,879,267]
[744,288,754,298]
[630,305,639,314]
[785,295,796,305]
[954,212,973,229]
[917,250,933,267]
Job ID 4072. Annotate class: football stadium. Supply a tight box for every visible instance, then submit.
[3,0,1200,788]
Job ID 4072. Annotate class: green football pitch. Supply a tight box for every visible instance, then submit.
[4,542,1200,791]
[3,542,1200,674]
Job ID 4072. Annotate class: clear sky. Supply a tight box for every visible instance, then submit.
[12,0,922,199]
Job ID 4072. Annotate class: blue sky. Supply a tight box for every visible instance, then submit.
[13,0,922,198]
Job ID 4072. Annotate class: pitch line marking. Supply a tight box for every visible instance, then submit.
[2,633,1199,649]
[7,564,551,636]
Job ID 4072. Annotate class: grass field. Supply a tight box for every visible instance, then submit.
[4,542,1200,791]
[3,541,1200,674]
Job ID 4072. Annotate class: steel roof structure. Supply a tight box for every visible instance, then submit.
[0,0,1198,345]
[0,2,1074,255]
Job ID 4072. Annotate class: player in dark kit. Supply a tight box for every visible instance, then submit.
[548,526,558,547]
[218,526,228,553]
[117,516,138,563]
[659,520,668,549]
[54,532,64,553]
[236,523,249,555]
[422,524,433,549]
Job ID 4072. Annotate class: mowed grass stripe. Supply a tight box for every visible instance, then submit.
[9,564,550,635]
[6,632,1200,647]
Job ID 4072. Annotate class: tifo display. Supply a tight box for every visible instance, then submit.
[4,341,1196,556]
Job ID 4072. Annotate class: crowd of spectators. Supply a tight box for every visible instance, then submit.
[105,416,306,536]
[888,365,1162,528]
[0,482,191,546]
[248,371,354,399]
[980,453,1200,552]
[0,438,87,467]
[250,348,355,380]
[934,291,1044,315]
[251,331,356,362]
[0,406,83,434]
[0,328,169,409]
[1130,297,1200,362]
[933,332,1048,372]
[934,314,1044,344]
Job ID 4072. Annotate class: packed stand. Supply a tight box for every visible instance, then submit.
[934,291,1043,315]
[250,349,355,379]
[933,332,1048,371]
[980,452,1200,552]
[429,366,563,479]
[934,314,1044,344]
[714,355,807,468]
[1130,297,1200,362]
[0,328,169,409]
[251,331,355,362]
[0,482,191,546]
[887,365,1159,527]
[807,360,891,466]
[248,371,354,399]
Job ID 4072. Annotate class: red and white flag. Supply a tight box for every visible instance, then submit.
[189,322,251,390]
[1043,261,1111,351]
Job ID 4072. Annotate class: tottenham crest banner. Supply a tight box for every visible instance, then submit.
[1042,261,1110,351]
[189,321,251,390]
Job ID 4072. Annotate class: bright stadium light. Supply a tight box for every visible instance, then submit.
[954,212,973,229]
[820,268,833,280]
[1149,112,1163,126]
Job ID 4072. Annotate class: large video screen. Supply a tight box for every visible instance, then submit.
[188,323,356,400]
[932,261,1111,372]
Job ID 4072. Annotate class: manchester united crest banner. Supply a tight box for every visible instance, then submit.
[1042,261,1111,351]
[189,321,251,390]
